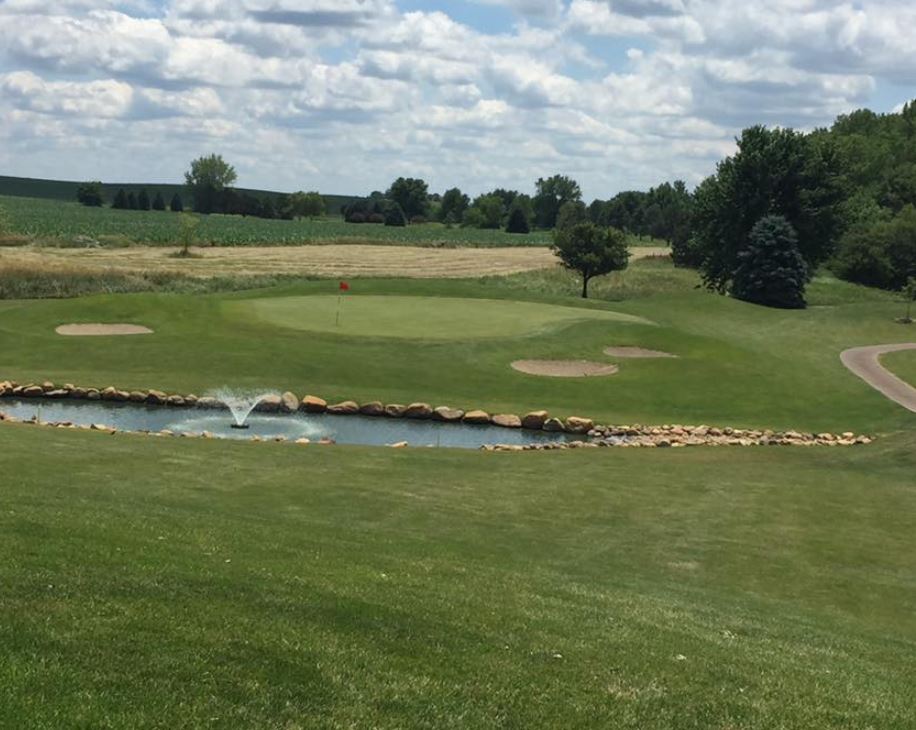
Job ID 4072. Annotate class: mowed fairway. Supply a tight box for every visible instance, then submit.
[235,295,650,339]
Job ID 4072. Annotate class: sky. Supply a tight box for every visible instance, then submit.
[0,0,914,200]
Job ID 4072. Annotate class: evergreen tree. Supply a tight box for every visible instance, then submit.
[732,215,808,309]
[152,192,166,211]
[170,193,184,212]
[137,189,150,211]
[505,205,531,234]
[127,192,138,210]
[112,188,128,209]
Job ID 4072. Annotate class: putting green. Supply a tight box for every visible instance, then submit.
[232,295,650,339]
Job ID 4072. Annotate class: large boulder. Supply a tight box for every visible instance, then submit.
[405,402,433,419]
[280,391,299,413]
[255,394,283,412]
[146,390,167,405]
[22,385,44,398]
[166,395,186,407]
[463,410,491,425]
[128,391,148,403]
[327,400,360,415]
[385,404,408,418]
[492,413,522,429]
[301,395,328,413]
[360,401,385,417]
[521,410,549,430]
[543,417,565,432]
[433,406,464,422]
[565,416,594,434]
[196,396,222,410]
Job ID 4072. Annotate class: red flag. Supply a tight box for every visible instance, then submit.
[339,281,350,292]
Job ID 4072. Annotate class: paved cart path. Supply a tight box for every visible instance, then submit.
[840,343,916,413]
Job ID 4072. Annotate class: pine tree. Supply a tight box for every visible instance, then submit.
[152,192,166,211]
[732,215,808,309]
[137,189,150,211]
[112,188,128,209]
[127,192,138,210]
[505,206,531,234]
[170,194,184,212]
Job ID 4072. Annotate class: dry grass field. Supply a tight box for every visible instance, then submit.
[0,243,669,280]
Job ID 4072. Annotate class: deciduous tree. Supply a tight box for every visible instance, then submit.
[552,223,630,298]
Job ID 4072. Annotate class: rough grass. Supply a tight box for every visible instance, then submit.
[0,423,914,728]
[881,348,916,387]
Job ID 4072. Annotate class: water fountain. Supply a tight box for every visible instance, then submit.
[210,389,277,430]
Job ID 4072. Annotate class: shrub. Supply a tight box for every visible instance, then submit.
[732,215,808,309]
[367,213,385,224]
[348,212,366,224]
[76,181,104,207]
[410,215,427,225]
[833,206,916,290]
[505,206,530,234]
[384,202,407,227]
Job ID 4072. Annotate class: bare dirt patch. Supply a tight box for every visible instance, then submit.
[604,346,677,358]
[511,360,620,377]
[1,244,668,280]
[56,324,153,336]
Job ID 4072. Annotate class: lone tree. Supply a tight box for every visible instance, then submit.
[288,191,325,219]
[534,174,582,229]
[76,181,104,207]
[185,154,237,214]
[170,193,184,212]
[439,187,470,224]
[386,177,429,220]
[731,215,808,309]
[552,223,630,298]
[176,213,199,257]
[505,204,531,234]
[152,192,166,211]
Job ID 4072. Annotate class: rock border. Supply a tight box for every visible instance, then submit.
[0,379,873,450]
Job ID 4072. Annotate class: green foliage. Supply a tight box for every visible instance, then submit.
[137,189,151,211]
[169,193,184,213]
[152,192,166,211]
[463,194,504,229]
[692,125,846,293]
[732,215,808,309]
[386,177,429,220]
[76,181,104,207]
[555,200,588,231]
[185,154,238,214]
[833,205,916,290]
[127,192,137,210]
[533,174,582,228]
[112,188,128,210]
[902,277,916,322]
[383,201,407,227]
[552,222,630,298]
[287,191,325,219]
[177,213,200,256]
[505,204,530,234]
[438,187,469,224]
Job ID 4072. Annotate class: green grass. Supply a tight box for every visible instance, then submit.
[882,348,916,386]
[236,295,650,339]
[1,423,914,728]
[0,263,910,433]
[1,195,554,247]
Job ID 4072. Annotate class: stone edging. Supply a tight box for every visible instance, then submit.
[0,380,874,449]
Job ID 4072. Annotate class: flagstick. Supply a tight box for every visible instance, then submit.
[336,292,342,327]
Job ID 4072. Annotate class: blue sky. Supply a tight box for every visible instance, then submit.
[0,0,913,199]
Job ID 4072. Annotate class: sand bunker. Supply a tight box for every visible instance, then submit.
[56,324,153,336]
[511,360,620,377]
[604,346,676,358]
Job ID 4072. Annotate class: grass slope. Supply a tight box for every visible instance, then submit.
[882,348,916,387]
[0,266,910,433]
[1,424,914,728]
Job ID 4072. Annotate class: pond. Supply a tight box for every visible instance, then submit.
[0,398,594,450]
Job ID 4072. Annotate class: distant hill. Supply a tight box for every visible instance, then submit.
[0,175,358,215]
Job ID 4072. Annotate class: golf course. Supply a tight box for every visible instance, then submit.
[2,252,915,728]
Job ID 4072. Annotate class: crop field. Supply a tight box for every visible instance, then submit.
[0,195,556,247]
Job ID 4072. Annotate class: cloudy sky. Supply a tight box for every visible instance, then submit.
[0,0,913,199]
